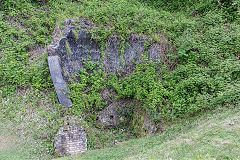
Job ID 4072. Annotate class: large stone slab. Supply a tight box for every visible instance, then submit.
[48,56,72,107]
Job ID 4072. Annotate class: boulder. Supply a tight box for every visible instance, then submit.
[97,100,132,127]
[97,101,157,136]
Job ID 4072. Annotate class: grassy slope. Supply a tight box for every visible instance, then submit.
[0,91,61,159]
[1,104,239,160]
[0,121,53,160]
[58,106,240,160]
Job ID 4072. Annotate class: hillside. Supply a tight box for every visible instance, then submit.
[57,106,240,160]
[1,106,239,159]
[0,0,239,159]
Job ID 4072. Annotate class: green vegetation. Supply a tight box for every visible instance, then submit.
[0,0,239,159]
[0,123,51,160]
[67,0,240,122]
[69,60,107,117]
[1,95,239,159]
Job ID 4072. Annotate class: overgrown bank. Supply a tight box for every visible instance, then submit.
[0,0,239,157]
[58,106,240,160]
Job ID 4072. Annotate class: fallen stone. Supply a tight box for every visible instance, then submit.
[48,56,72,107]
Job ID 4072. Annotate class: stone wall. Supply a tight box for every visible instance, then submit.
[48,19,174,83]
[54,125,87,156]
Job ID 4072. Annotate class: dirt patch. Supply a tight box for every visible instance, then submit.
[29,46,46,61]
[221,112,240,131]
[212,138,233,147]
[0,134,20,152]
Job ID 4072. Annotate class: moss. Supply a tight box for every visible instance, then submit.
[132,110,153,137]
[72,28,79,40]
[62,67,68,78]
[57,30,65,39]
[65,40,72,58]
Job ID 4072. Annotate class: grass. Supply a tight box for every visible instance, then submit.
[0,89,62,159]
[0,89,137,157]
[1,90,239,160]
[2,102,239,160]
[56,105,240,160]
[0,120,53,160]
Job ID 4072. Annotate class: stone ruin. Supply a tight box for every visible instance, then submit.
[47,19,175,156]
[97,100,157,137]
[54,125,87,156]
[48,19,174,108]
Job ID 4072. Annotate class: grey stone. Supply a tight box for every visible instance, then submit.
[48,19,175,83]
[97,100,157,136]
[97,102,120,127]
[54,125,87,157]
[142,116,157,136]
[97,100,132,128]
[48,56,72,107]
